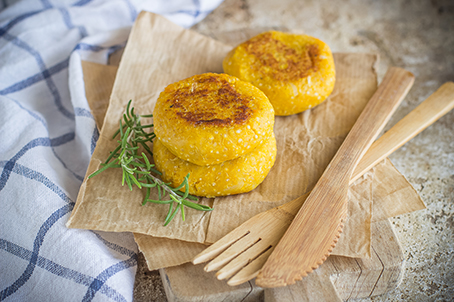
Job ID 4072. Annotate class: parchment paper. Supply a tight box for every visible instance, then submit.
[71,11,426,270]
[67,12,228,243]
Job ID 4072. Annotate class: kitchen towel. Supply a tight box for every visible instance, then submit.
[0,1,222,301]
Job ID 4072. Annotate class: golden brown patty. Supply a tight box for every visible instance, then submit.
[153,73,275,166]
[223,31,336,116]
[153,134,276,197]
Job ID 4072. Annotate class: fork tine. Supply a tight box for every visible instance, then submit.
[204,232,260,272]
[192,228,251,265]
[215,238,275,280]
[227,247,275,286]
[193,210,275,265]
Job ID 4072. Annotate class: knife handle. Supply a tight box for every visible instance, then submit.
[351,81,454,183]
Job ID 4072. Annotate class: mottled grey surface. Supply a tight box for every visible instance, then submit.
[134,0,454,301]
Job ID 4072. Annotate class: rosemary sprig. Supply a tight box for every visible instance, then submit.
[88,100,213,226]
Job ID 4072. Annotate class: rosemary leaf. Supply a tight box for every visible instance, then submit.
[174,190,198,201]
[180,204,185,221]
[147,167,162,175]
[105,145,122,164]
[142,152,151,170]
[164,202,174,225]
[135,170,151,175]
[182,174,190,200]
[130,174,142,189]
[130,161,145,168]
[121,128,130,149]
[112,128,120,140]
[172,179,187,191]
[146,199,173,204]
[182,200,213,211]
[141,182,157,188]
[123,114,131,127]
[125,173,133,191]
[88,160,119,178]
[135,124,154,129]
[126,100,132,119]
[157,185,162,200]
[119,118,124,137]
[139,141,153,157]
[169,194,181,204]
[164,205,180,226]
[125,146,140,151]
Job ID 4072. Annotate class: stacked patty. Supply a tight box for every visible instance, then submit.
[223,31,336,116]
[153,73,276,198]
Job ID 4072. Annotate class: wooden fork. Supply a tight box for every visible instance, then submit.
[193,79,454,286]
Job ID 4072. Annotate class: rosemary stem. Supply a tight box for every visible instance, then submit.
[146,170,184,201]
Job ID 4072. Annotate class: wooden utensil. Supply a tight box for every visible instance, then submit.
[255,67,414,287]
[193,72,453,287]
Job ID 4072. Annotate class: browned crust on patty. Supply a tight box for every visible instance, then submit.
[164,75,254,127]
[243,32,319,82]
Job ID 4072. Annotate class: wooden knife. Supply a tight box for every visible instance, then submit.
[255,67,415,288]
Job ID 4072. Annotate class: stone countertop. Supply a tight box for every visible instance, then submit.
[134,0,454,301]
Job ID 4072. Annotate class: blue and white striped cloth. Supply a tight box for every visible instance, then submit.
[0,1,222,301]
